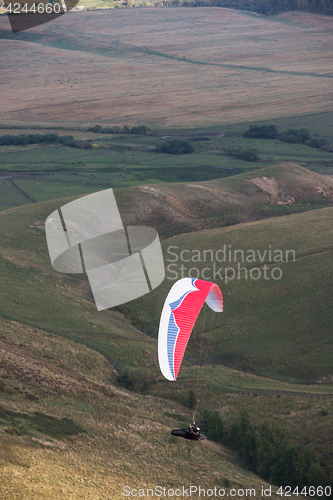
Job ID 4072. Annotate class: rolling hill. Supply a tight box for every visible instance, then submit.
[2,317,289,500]
[0,164,332,497]
[0,163,332,383]
[1,5,333,498]
[120,204,333,383]
[116,163,333,237]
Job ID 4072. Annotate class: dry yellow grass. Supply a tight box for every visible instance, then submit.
[0,317,300,500]
[0,9,332,127]
[115,163,333,236]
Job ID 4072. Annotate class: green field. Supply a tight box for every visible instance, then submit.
[0,178,34,211]
[0,117,332,213]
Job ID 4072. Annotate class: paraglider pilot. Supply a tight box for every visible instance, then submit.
[171,423,207,441]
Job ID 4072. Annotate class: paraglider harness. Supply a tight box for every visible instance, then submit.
[170,400,207,440]
[171,422,207,441]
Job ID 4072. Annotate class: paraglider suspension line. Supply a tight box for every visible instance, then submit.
[194,305,205,419]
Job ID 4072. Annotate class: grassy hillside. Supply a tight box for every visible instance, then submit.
[1,10,333,128]
[119,203,333,383]
[1,5,333,497]
[0,178,332,496]
[0,303,332,498]
[2,317,293,500]
[0,168,332,382]
[0,196,161,378]
[116,163,333,237]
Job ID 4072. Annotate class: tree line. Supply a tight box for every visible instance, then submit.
[201,407,330,496]
[155,138,194,155]
[0,133,93,149]
[88,125,153,136]
[243,124,331,149]
[223,144,260,161]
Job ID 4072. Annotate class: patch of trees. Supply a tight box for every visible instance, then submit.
[229,409,329,492]
[223,144,260,161]
[273,127,330,149]
[279,127,313,144]
[62,139,93,149]
[202,409,225,442]
[0,133,73,146]
[0,133,92,149]
[279,129,329,149]
[116,367,156,393]
[243,125,331,150]
[155,138,194,155]
[199,407,331,492]
[306,138,329,149]
[88,125,153,136]
[243,124,278,139]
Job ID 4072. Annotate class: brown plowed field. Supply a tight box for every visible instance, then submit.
[1,8,333,127]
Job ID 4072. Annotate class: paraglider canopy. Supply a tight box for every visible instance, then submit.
[158,278,223,381]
